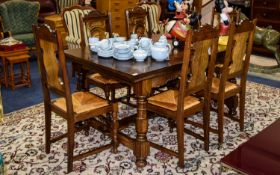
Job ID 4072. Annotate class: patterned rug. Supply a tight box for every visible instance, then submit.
[1,82,280,175]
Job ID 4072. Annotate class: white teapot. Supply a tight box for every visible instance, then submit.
[151,42,171,61]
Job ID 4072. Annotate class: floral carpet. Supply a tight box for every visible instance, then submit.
[1,82,280,175]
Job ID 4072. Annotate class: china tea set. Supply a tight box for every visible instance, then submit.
[89,34,171,62]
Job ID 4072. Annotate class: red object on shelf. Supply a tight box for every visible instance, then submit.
[0,43,27,52]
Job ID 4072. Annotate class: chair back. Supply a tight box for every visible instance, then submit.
[33,24,73,112]
[125,6,152,39]
[178,25,219,111]
[79,9,113,47]
[139,2,162,34]
[221,19,257,81]
[62,5,94,49]
[57,0,81,13]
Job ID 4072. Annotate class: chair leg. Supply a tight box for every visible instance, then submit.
[111,88,116,102]
[84,78,90,91]
[203,102,210,151]
[112,103,119,153]
[67,122,75,173]
[176,118,185,168]
[239,90,245,131]
[168,119,176,133]
[104,86,110,101]
[217,99,224,145]
[45,103,52,154]
[126,86,131,103]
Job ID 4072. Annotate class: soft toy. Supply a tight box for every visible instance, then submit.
[215,0,233,35]
[168,0,183,11]
[165,0,201,47]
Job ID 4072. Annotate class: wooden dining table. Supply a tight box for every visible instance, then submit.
[64,46,184,167]
[64,41,239,167]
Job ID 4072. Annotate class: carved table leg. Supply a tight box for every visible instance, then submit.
[134,95,149,167]
[134,80,151,167]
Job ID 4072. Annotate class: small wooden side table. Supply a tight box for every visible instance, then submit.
[44,14,68,47]
[0,47,30,88]
[6,54,31,90]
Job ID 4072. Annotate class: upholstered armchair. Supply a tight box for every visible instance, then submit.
[0,0,40,47]
[139,2,164,34]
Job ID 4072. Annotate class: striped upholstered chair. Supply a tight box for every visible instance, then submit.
[139,2,164,34]
[57,0,81,13]
[62,5,94,49]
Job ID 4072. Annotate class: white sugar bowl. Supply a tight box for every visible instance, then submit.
[133,49,147,62]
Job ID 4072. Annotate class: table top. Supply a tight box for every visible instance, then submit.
[64,47,184,84]
[0,47,30,57]
[221,119,280,175]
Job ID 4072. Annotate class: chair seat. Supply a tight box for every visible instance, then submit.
[88,73,119,84]
[53,91,109,114]
[148,90,201,111]
[211,77,239,94]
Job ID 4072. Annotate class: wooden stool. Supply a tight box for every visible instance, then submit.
[6,54,31,90]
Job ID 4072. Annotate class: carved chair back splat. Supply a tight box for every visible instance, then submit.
[125,6,152,39]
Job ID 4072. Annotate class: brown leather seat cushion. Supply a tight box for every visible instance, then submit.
[53,91,108,114]
[148,90,201,111]
[211,77,239,94]
[88,73,119,84]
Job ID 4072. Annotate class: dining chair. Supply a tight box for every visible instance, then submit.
[139,1,164,34]
[125,6,152,39]
[79,10,131,103]
[33,24,119,173]
[62,5,94,81]
[147,24,219,167]
[210,19,257,145]
[79,9,113,47]
[62,5,94,49]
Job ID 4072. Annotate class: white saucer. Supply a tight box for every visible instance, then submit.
[113,52,133,61]
[97,48,114,58]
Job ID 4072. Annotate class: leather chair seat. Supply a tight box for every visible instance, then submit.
[148,90,201,111]
[53,91,109,114]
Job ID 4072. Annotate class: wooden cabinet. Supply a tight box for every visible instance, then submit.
[251,0,280,32]
[44,14,67,47]
[96,0,138,37]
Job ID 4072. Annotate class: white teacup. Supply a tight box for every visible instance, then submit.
[100,39,112,50]
[89,37,99,45]
[115,36,126,43]
[139,37,152,49]
[130,33,138,40]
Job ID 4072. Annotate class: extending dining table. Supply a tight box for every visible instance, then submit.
[64,46,183,167]
[64,42,239,167]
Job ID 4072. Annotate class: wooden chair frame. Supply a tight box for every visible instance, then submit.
[147,24,219,167]
[79,9,113,47]
[33,24,119,173]
[125,6,152,39]
[210,19,257,144]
